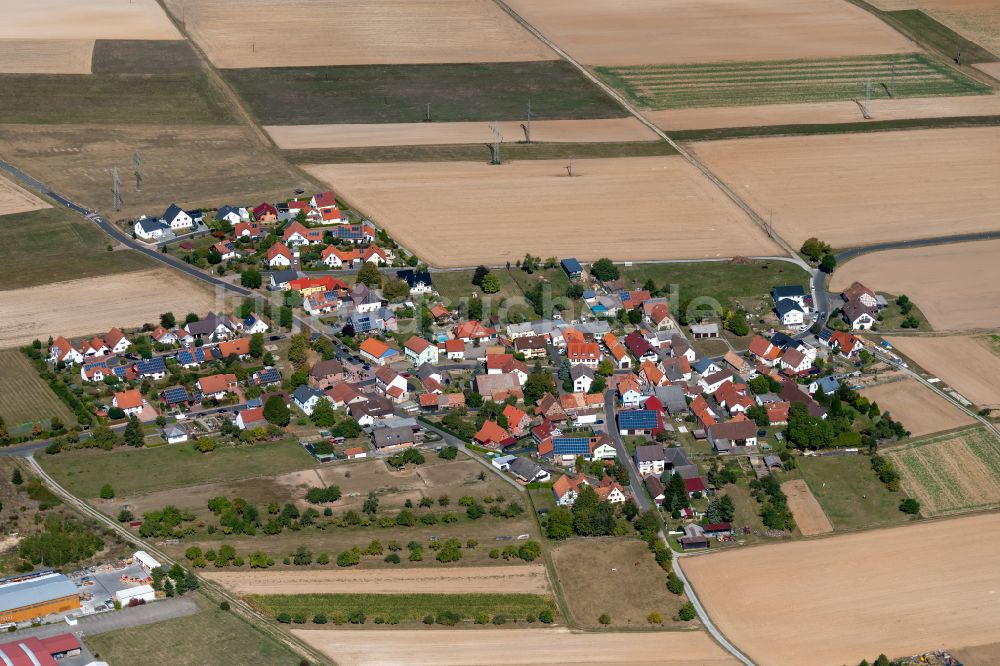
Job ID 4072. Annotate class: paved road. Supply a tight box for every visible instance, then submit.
[11,597,199,644]
[417,421,525,493]
[834,230,1000,264]
[602,389,651,511]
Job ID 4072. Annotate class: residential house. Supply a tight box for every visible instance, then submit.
[617,376,643,409]
[723,351,754,379]
[567,341,601,368]
[635,444,665,476]
[234,220,262,239]
[269,269,298,291]
[513,335,547,359]
[670,334,696,362]
[690,395,718,429]
[162,204,193,232]
[163,424,188,444]
[618,409,663,436]
[843,298,878,330]
[707,420,759,453]
[283,221,324,246]
[624,331,658,364]
[654,385,689,415]
[442,339,465,361]
[212,241,239,261]
[396,269,434,296]
[570,365,594,393]
[645,476,667,506]
[374,366,409,403]
[646,302,673,330]
[552,473,588,506]
[765,401,790,425]
[842,282,879,309]
[197,373,238,400]
[715,382,753,415]
[252,366,282,387]
[824,330,864,358]
[362,246,390,265]
[235,407,267,430]
[308,360,345,390]
[267,242,293,268]
[112,390,144,417]
[136,357,167,380]
[359,338,398,366]
[475,373,522,402]
[535,393,569,423]
[454,320,496,344]
[161,385,192,407]
[404,336,439,366]
[351,395,394,427]
[621,290,651,311]
[134,217,170,240]
[243,313,269,335]
[773,285,808,310]
[326,382,367,409]
[321,246,359,269]
[776,299,806,328]
[252,202,278,224]
[560,258,583,279]
[780,379,828,419]
[779,348,812,375]
[595,477,626,504]
[371,426,416,451]
[638,361,667,389]
[699,369,734,394]
[215,205,247,225]
[503,404,530,436]
[748,335,782,366]
[150,327,177,345]
[809,376,840,397]
[486,354,528,385]
[310,191,340,214]
[508,457,550,484]
[684,477,708,498]
[430,304,452,322]
[185,312,240,341]
[660,356,692,382]
[473,420,515,449]
[49,336,84,364]
[292,385,325,416]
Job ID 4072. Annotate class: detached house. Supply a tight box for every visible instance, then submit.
[567,342,601,368]
[843,298,877,330]
[748,335,781,366]
[49,337,84,364]
[134,217,170,240]
[283,221,324,246]
[708,420,758,453]
[185,312,240,341]
[236,407,267,430]
[514,335,548,360]
[375,366,409,403]
[552,473,588,506]
[776,299,806,328]
[404,336,439,366]
[112,389,145,417]
[503,404,531,436]
[635,444,665,476]
[842,282,879,309]
[197,373,238,400]
[396,269,434,296]
[473,420,515,449]
[162,204,193,232]
[234,221,262,239]
[624,331,658,364]
[359,337,398,366]
[267,242,293,268]
[780,347,812,375]
[292,385,325,416]
[595,477,626,504]
[216,205,248,225]
[825,330,864,358]
[773,285,808,310]
[570,365,594,393]
[252,202,278,224]
[454,320,496,344]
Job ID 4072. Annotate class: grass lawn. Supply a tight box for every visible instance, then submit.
[797,455,909,531]
[550,537,685,628]
[0,208,152,289]
[86,595,299,666]
[597,52,990,110]
[248,592,554,623]
[283,141,673,163]
[39,440,317,499]
[0,350,74,434]
[874,293,932,332]
[0,72,233,124]
[620,260,809,315]
[433,266,583,320]
[226,61,627,125]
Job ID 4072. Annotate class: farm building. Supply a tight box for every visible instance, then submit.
[0,572,80,624]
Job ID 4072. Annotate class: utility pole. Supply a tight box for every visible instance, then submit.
[112,167,122,211]
[489,122,502,165]
[133,150,142,192]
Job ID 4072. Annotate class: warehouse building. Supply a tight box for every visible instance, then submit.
[0,572,80,624]
[0,633,81,666]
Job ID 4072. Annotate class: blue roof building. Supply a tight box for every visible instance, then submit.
[550,437,595,456]
[161,386,191,405]
[136,357,167,376]
[561,258,583,278]
[773,285,806,301]
[618,409,663,435]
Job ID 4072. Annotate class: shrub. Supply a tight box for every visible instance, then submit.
[220,601,230,611]
[384,553,400,564]
[436,610,461,626]
[276,612,291,624]
[538,609,554,624]
[678,603,696,622]
[348,611,366,625]
[317,553,330,565]
[293,613,307,624]
[647,612,663,625]
[899,498,921,515]
[336,548,361,567]
[491,614,507,625]
[422,614,435,625]
[598,613,611,625]
[666,573,685,595]
[474,612,489,625]
[313,614,327,625]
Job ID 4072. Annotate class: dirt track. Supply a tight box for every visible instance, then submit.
[0,0,179,40]
[684,512,1000,665]
[205,565,551,595]
[304,157,779,267]
[167,0,553,68]
[781,480,832,535]
[0,39,94,74]
[884,335,1000,408]
[651,94,1000,130]
[266,119,657,149]
[294,627,737,666]
[0,173,50,216]
[504,0,913,65]
[860,378,975,436]
[832,239,1000,330]
[0,269,221,349]
[688,127,1000,249]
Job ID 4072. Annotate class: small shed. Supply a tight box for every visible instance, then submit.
[561,258,583,279]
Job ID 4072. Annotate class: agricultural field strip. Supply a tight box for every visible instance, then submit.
[598,53,990,109]
[0,350,75,432]
[248,592,555,622]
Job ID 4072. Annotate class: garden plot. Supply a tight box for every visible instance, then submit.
[780,480,832,536]
[888,427,1000,516]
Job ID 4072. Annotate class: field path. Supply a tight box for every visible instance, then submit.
[205,565,551,595]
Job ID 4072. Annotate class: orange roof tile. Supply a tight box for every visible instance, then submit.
[113,389,143,410]
[359,337,391,358]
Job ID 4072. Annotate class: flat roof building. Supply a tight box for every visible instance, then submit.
[0,572,80,624]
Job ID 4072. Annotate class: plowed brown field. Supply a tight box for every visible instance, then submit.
[683,513,1000,665]
[304,157,778,267]
[781,480,833,535]
[831,239,1000,330]
[885,335,1000,408]
[504,0,913,66]
[165,0,553,68]
[860,378,975,436]
[688,127,1000,249]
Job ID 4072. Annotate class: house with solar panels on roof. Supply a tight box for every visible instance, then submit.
[136,356,167,380]
[537,434,616,466]
[161,386,193,408]
[617,409,664,436]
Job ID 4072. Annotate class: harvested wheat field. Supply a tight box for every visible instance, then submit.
[781,480,833,535]
[266,119,657,149]
[975,62,1000,80]
[294,628,736,666]
[651,93,1000,130]
[0,39,95,75]
[0,0,179,41]
[683,512,1000,666]
[504,0,913,66]
[871,0,1000,55]
[860,378,975,436]
[0,173,49,216]
[206,565,550,596]
[0,124,305,219]
[833,240,1000,330]
[888,428,1000,516]
[165,0,552,69]
[304,157,778,267]
[687,127,1000,249]
[0,269,221,349]
[886,335,1000,408]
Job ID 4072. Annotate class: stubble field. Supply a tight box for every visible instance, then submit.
[650,94,1000,130]
[165,0,552,69]
[687,127,1000,249]
[860,378,975,436]
[304,156,779,267]
[205,565,550,595]
[0,40,95,75]
[888,427,1000,516]
[885,335,1000,408]
[831,239,1000,330]
[266,119,656,149]
[683,512,1000,665]
[503,0,914,66]
[0,173,49,215]
[780,479,832,535]
[0,124,305,219]
[294,627,737,666]
[0,268,221,349]
[870,0,1000,55]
